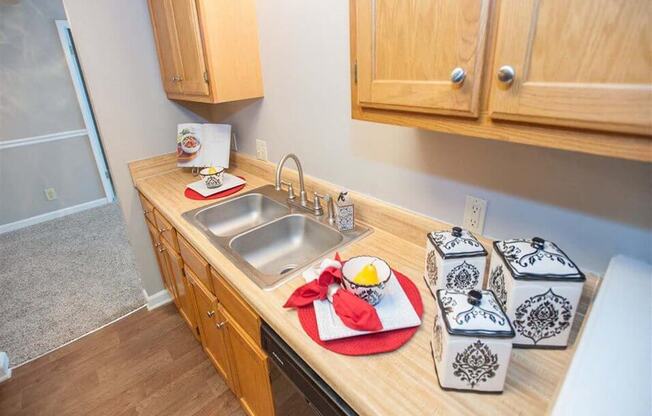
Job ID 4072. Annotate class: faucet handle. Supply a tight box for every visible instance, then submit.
[312,192,326,216]
[280,181,296,200]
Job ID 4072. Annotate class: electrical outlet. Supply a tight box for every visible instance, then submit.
[463,196,487,234]
[44,188,58,201]
[255,139,268,161]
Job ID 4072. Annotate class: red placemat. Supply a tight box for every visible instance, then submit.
[297,270,423,356]
[184,176,246,200]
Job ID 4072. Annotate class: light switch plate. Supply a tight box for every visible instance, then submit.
[463,195,487,234]
[255,139,268,161]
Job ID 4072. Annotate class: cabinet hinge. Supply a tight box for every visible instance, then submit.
[203,71,209,83]
[354,62,358,84]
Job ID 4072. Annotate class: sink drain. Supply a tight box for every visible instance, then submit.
[279,264,298,275]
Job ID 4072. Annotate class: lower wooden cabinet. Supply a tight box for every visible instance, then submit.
[188,268,236,392]
[139,195,275,415]
[223,306,275,416]
[145,218,176,301]
[161,238,200,341]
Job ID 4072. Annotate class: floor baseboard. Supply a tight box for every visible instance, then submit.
[143,289,173,311]
[0,198,109,235]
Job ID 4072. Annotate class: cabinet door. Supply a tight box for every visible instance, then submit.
[190,275,236,392]
[489,0,652,135]
[170,0,210,96]
[224,308,275,416]
[148,0,183,94]
[355,0,490,116]
[146,220,176,300]
[161,239,199,340]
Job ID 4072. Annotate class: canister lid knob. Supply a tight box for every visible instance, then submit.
[467,290,482,306]
[452,226,463,237]
[532,237,545,249]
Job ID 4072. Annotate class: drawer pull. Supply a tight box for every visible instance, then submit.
[158,246,166,253]
[158,227,171,234]
[207,311,215,318]
[216,320,226,329]
[271,351,284,366]
[143,209,153,215]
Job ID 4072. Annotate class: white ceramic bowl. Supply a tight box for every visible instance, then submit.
[181,135,201,154]
[341,255,392,306]
[199,167,224,189]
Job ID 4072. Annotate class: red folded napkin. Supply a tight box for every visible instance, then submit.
[284,254,383,332]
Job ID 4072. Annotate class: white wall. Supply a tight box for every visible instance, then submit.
[63,0,205,295]
[216,0,652,275]
[0,0,105,225]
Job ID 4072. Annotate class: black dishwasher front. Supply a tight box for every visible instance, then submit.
[261,321,357,416]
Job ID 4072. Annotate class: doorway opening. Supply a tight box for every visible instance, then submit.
[55,20,115,202]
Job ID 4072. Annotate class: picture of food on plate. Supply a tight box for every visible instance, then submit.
[177,128,202,161]
[181,134,201,154]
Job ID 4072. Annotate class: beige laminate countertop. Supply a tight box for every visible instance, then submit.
[132,154,598,416]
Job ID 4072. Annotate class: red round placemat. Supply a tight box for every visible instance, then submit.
[184,177,246,200]
[297,270,423,356]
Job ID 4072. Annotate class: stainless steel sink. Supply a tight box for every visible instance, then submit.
[194,193,288,237]
[230,214,344,277]
[182,185,371,290]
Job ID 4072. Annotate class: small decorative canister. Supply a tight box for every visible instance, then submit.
[431,289,515,393]
[425,226,487,295]
[486,237,586,348]
[334,191,354,231]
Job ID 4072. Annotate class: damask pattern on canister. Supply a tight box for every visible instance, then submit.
[426,250,438,287]
[432,322,443,362]
[489,265,507,310]
[514,289,573,344]
[452,340,499,388]
[445,261,480,291]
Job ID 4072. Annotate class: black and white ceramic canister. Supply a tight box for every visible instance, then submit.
[425,227,487,295]
[486,237,586,348]
[431,289,515,393]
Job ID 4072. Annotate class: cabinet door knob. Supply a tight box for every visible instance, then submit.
[497,65,515,86]
[216,320,226,329]
[171,75,183,82]
[450,67,466,85]
[158,246,166,253]
[207,311,215,318]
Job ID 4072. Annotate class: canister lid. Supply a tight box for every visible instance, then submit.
[436,289,515,338]
[493,238,585,282]
[428,227,487,259]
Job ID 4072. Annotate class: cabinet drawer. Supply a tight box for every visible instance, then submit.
[211,269,261,347]
[154,209,179,252]
[138,193,156,225]
[179,234,213,293]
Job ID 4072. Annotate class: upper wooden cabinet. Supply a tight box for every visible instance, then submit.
[148,0,263,103]
[489,0,652,135]
[350,0,652,162]
[355,0,490,117]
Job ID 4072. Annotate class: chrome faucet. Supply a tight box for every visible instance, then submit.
[275,153,308,206]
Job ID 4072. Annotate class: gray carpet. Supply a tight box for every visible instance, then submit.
[0,203,145,367]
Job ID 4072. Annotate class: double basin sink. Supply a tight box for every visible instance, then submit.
[182,185,371,290]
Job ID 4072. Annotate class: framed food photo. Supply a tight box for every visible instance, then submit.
[176,123,232,169]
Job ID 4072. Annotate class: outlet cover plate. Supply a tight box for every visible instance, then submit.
[463,195,487,234]
[255,139,268,161]
[44,188,58,201]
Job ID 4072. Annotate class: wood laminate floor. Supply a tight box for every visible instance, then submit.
[0,304,245,416]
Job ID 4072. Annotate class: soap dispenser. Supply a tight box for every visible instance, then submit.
[334,191,354,231]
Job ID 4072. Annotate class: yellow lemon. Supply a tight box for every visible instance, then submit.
[353,263,379,285]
